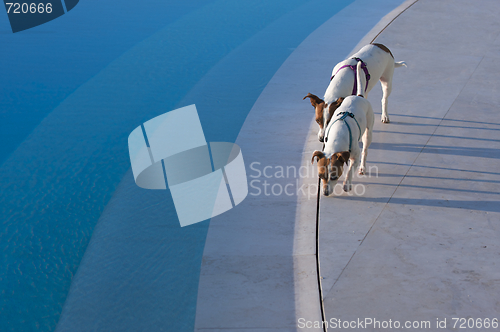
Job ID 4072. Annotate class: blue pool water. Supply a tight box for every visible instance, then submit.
[0,0,361,330]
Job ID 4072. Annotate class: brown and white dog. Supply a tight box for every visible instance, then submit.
[312,61,374,196]
[304,43,405,142]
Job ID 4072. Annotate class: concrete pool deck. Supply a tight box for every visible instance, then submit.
[320,0,500,329]
[195,0,500,330]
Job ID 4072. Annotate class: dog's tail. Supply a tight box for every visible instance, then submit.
[356,61,365,98]
[395,61,407,68]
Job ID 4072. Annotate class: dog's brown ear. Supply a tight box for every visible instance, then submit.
[311,150,325,164]
[328,97,344,118]
[335,151,350,164]
[303,93,324,107]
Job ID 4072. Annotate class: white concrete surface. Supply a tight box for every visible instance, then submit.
[317,0,500,330]
[194,0,410,330]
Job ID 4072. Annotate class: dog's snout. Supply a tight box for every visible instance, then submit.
[319,136,324,142]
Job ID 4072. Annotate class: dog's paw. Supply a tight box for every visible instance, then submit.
[358,166,365,175]
[381,115,390,123]
[343,182,352,192]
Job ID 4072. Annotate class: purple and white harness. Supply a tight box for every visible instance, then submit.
[330,57,371,96]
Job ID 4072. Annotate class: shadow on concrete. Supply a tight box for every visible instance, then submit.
[373,161,500,176]
[376,173,500,184]
[382,113,500,126]
[362,181,500,196]
[335,195,500,212]
[373,130,500,143]
[369,142,500,158]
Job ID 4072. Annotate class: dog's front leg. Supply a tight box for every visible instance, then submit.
[343,153,360,192]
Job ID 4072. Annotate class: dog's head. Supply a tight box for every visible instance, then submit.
[303,93,343,142]
[311,150,350,196]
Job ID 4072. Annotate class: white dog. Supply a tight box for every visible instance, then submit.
[304,43,406,142]
[311,61,374,196]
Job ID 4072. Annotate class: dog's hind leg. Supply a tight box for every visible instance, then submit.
[359,105,374,175]
[380,58,406,123]
[380,76,392,123]
[359,102,374,175]
[359,130,372,175]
